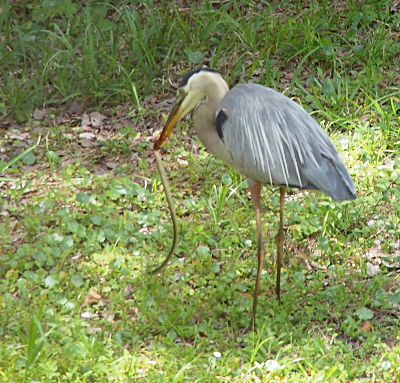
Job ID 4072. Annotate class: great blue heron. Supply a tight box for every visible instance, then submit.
[154,67,356,330]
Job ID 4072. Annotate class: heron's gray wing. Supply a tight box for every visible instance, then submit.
[217,83,356,201]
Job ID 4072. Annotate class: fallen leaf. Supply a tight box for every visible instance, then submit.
[284,72,295,80]
[360,321,372,331]
[9,131,29,140]
[33,108,49,120]
[120,117,136,127]
[80,138,94,148]
[68,100,85,114]
[81,114,90,126]
[105,162,119,169]
[82,288,102,306]
[366,261,380,276]
[90,112,107,127]
[79,132,96,139]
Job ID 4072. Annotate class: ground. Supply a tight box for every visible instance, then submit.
[0,1,399,382]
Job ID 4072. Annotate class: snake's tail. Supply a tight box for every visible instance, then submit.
[149,149,179,274]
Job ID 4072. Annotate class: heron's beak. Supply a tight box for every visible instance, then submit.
[154,96,185,150]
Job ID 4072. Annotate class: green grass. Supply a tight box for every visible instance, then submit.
[1,0,400,382]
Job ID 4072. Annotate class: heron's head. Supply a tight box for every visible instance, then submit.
[154,68,223,150]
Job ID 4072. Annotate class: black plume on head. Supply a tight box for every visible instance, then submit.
[179,67,221,88]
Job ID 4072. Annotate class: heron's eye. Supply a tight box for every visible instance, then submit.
[178,89,185,95]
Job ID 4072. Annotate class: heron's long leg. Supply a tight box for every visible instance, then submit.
[275,187,286,301]
[249,180,264,331]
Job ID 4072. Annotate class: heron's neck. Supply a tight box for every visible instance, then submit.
[205,77,229,110]
[196,77,229,123]
[193,77,231,163]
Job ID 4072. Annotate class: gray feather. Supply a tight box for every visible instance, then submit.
[217,83,356,201]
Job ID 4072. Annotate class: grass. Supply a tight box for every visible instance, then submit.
[1,0,400,382]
